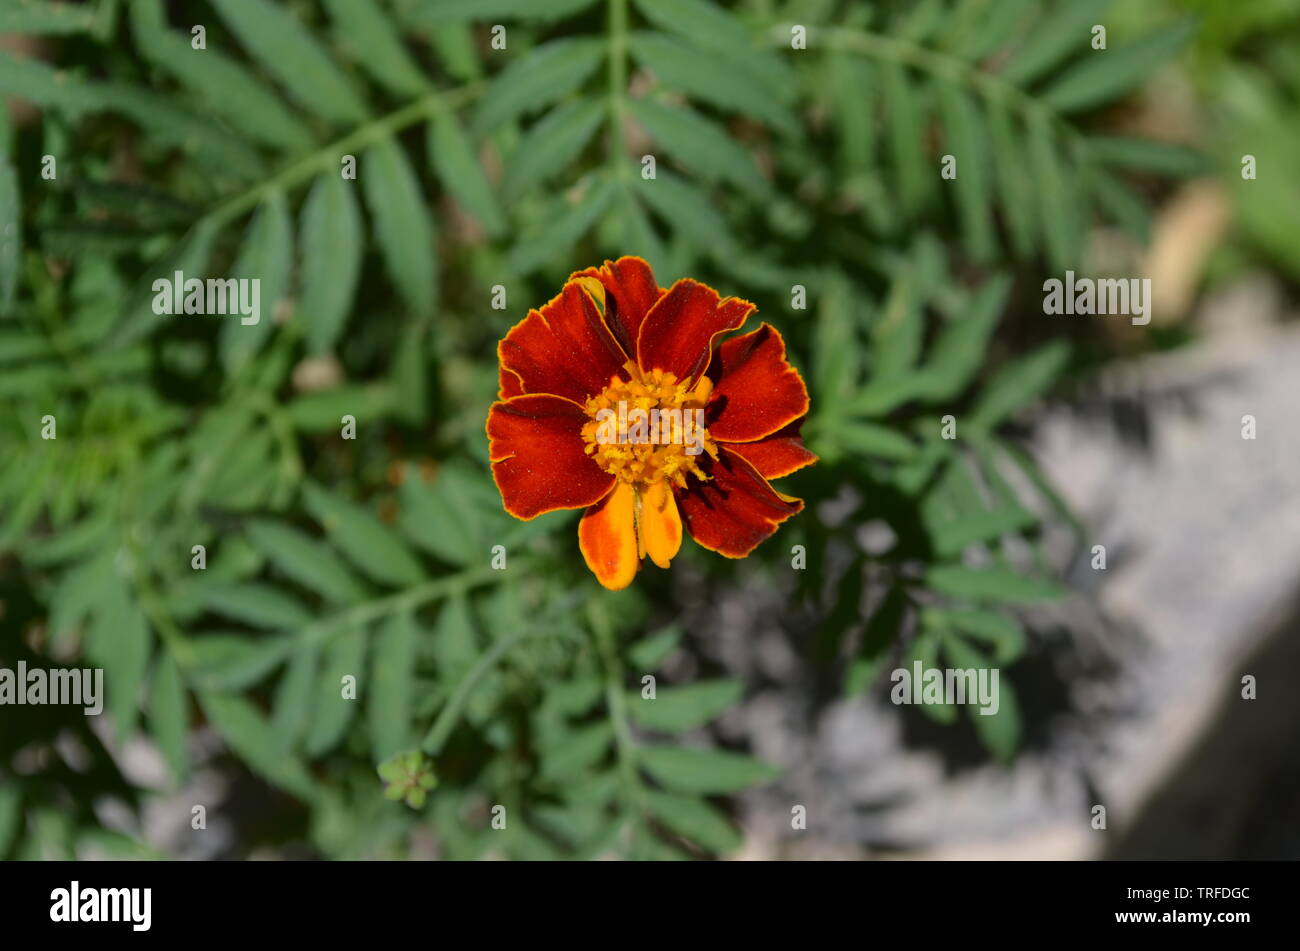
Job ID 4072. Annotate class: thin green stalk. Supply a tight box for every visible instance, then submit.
[206,82,483,229]
[422,627,532,755]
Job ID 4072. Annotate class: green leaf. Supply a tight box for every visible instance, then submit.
[1026,115,1078,272]
[271,645,319,754]
[1086,136,1206,176]
[918,274,1011,401]
[632,0,751,52]
[635,170,734,256]
[639,746,779,794]
[627,625,681,671]
[871,268,923,379]
[199,582,313,630]
[189,634,295,691]
[471,37,605,136]
[628,680,742,732]
[304,626,366,756]
[999,0,1110,87]
[834,421,917,460]
[285,383,395,430]
[503,97,606,201]
[302,482,425,588]
[222,190,292,371]
[930,506,1038,557]
[0,2,99,34]
[939,633,1022,759]
[903,629,956,724]
[506,176,616,274]
[644,790,741,854]
[629,98,769,198]
[937,82,995,262]
[368,611,417,760]
[211,0,367,123]
[421,0,599,20]
[431,594,479,673]
[86,585,151,735]
[539,722,614,780]
[0,157,19,314]
[629,32,798,136]
[197,692,317,800]
[148,654,188,785]
[925,566,1066,603]
[362,137,438,317]
[1042,20,1196,114]
[398,461,489,567]
[324,0,427,97]
[969,340,1070,431]
[112,220,217,348]
[932,609,1027,664]
[882,62,925,217]
[132,26,315,153]
[986,98,1037,258]
[429,113,505,237]
[299,174,364,354]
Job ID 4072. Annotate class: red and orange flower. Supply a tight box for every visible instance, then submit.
[487,256,816,590]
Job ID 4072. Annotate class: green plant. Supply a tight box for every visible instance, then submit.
[0,0,1200,859]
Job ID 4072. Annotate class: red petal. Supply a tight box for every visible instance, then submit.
[636,279,753,386]
[487,394,615,520]
[571,256,664,357]
[675,446,803,558]
[706,322,810,442]
[723,420,818,479]
[497,281,629,405]
[499,366,524,399]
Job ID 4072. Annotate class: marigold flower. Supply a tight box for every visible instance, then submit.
[487,256,816,590]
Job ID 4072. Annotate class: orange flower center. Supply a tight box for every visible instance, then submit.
[580,364,717,488]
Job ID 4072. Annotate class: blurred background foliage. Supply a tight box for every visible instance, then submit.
[0,0,1288,859]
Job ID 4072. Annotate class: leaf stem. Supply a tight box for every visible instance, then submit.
[421,626,531,755]
[205,82,483,228]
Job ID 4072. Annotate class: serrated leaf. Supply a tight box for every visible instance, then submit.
[304,626,366,756]
[539,722,614,780]
[639,745,778,794]
[300,174,363,353]
[302,482,425,588]
[189,634,294,691]
[133,26,314,153]
[421,0,599,20]
[245,519,368,606]
[0,158,20,314]
[834,421,917,460]
[629,32,798,136]
[471,37,605,136]
[86,583,151,736]
[272,645,318,754]
[362,137,437,316]
[1086,136,1207,176]
[628,680,742,732]
[932,609,1027,664]
[506,176,616,274]
[148,653,188,785]
[925,565,1065,603]
[635,169,734,256]
[930,506,1037,557]
[368,611,416,760]
[112,220,217,348]
[627,625,681,671]
[919,274,1011,401]
[939,632,1021,759]
[644,790,741,854]
[200,582,313,630]
[629,98,769,197]
[398,461,491,567]
[429,113,505,237]
[999,0,1110,87]
[986,98,1037,258]
[503,97,605,201]
[222,190,292,371]
[903,629,956,724]
[324,0,426,97]
[1042,20,1195,114]
[0,2,98,34]
[211,0,367,123]
[969,340,1070,431]
[198,692,317,799]
[882,62,925,217]
[938,82,995,262]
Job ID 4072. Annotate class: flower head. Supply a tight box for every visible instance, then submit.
[487,256,816,590]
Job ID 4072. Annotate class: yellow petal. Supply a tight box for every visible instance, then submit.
[579,482,639,590]
[638,480,682,569]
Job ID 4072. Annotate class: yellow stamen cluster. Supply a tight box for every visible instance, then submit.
[581,365,717,488]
